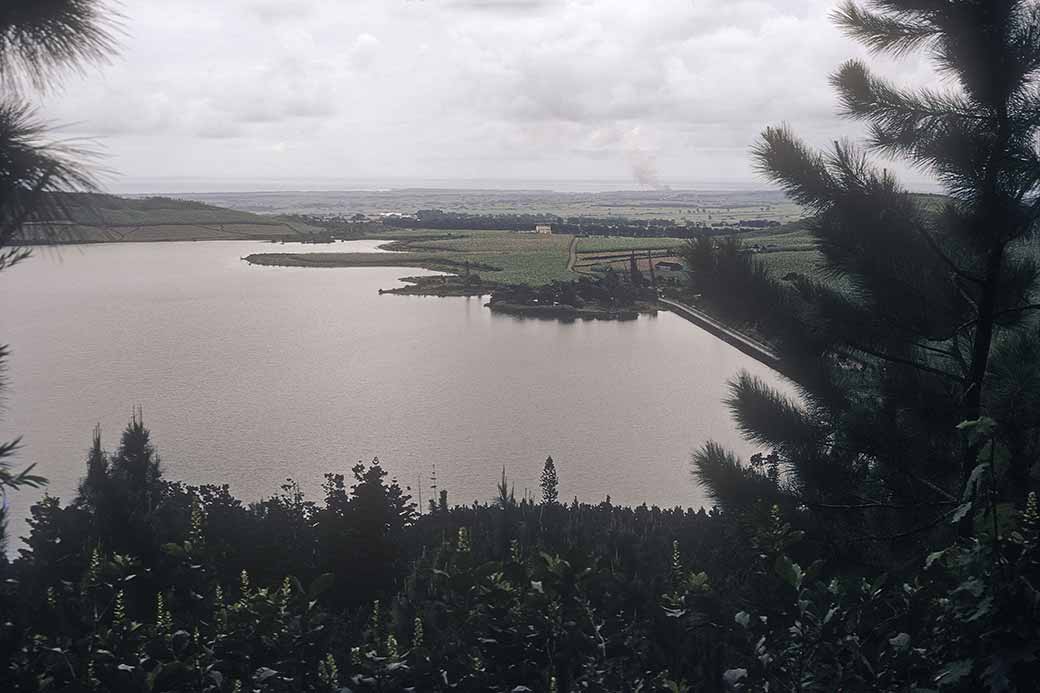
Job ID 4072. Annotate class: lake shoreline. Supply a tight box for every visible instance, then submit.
[244,248,660,321]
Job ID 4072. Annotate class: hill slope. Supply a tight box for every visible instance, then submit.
[15,193,323,243]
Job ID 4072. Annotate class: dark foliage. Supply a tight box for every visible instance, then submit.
[489,273,657,314]
[1,419,762,692]
[381,208,760,239]
[682,2,1040,690]
[689,0,1040,554]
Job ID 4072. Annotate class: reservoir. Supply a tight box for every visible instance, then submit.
[0,239,790,541]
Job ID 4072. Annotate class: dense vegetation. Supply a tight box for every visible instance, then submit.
[3,413,1040,692]
[489,270,659,317]
[0,420,760,691]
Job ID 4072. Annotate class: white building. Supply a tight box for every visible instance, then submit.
[534,224,553,235]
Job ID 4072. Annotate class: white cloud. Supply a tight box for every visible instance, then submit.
[35,0,939,190]
[348,33,382,69]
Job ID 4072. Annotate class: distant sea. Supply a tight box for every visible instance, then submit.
[109,176,943,217]
[110,177,784,196]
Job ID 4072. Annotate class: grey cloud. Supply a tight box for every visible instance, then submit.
[443,0,556,12]
[248,1,316,22]
[196,120,243,139]
[36,0,938,189]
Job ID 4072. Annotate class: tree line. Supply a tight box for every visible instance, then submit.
[381,209,776,239]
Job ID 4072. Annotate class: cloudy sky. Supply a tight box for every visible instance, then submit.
[38,0,938,192]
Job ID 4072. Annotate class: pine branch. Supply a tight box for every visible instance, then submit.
[726,371,823,452]
[0,0,121,91]
[752,126,837,211]
[692,442,786,511]
[0,99,99,250]
[840,340,961,381]
[911,218,983,284]
[832,2,938,56]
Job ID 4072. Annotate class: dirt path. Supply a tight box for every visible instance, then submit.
[566,235,578,273]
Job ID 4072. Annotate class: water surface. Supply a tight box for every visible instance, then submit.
[0,240,790,542]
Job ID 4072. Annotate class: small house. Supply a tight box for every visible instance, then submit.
[534,224,553,235]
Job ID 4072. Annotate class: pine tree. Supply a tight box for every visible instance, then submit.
[540,456,558,505]
[695,0,1040,549]
[76,423,108,507]
[110,408,161,502]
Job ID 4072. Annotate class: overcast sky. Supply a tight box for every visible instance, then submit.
[38,0,939,193]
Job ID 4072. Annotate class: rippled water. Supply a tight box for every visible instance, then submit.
[0,240,791,543]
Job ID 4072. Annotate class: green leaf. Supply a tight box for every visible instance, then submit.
[161,543,186,559]
[925,549,947,570]
[868,572,888,596]
[950,502,973,525]
[935,659,973,687]
[961,463,991,501]
[774,554,802,590]
[685,571,710,592]
[307,573,334,600]
[959,578,985,598]
[889,632,911,651]
[171,630,190,655]
[805,558,825,583]
[957,417,997,445]
[723,668,747,688]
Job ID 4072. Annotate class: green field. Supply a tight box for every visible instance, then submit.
[576,236,685,253]
[249,229,578,286]
[740,228,815,252]
[250,229,705,286]
[385,230,576,285]
[754,250,823,278]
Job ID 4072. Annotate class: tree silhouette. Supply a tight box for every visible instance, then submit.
[540,456,559,505]
[695,0,1040,548]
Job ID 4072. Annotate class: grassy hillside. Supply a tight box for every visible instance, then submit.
[16,193,324,243]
